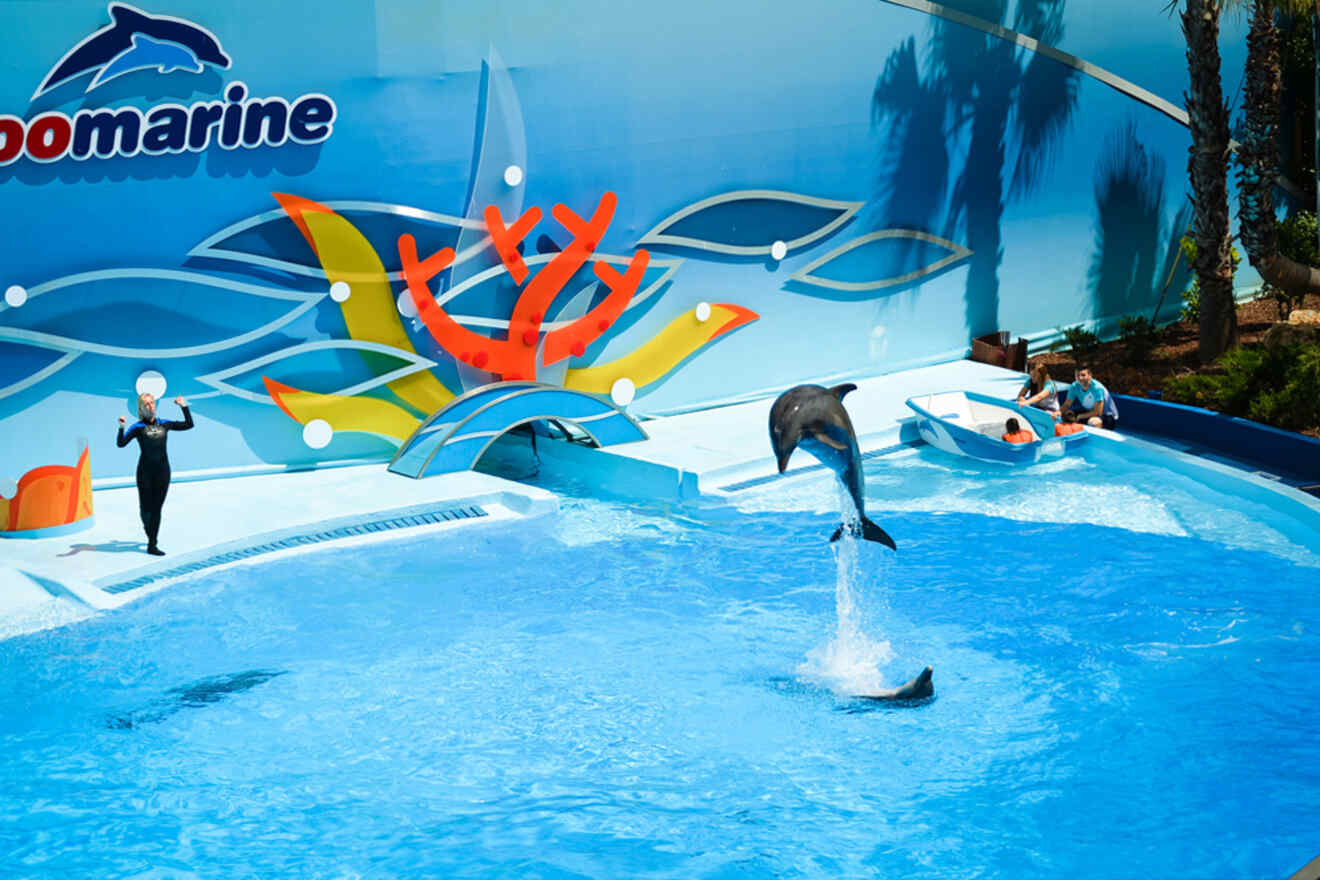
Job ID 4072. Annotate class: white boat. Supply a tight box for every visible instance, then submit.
[906,390,1088,465]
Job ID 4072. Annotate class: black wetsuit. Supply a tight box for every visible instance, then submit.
[117,407,192,550]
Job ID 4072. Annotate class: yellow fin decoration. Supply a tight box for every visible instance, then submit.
[272,193,454,414]
[264,378,421,444]
[564,303,758,395]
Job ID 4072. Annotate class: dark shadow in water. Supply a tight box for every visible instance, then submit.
[837,694,937,714]
[1088,121,1193,324]
[871,0,1078,337]
[107,669,286,729]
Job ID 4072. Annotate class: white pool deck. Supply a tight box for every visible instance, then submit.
[1,360,1019,621]
[1,467,559,632]
[534,359,1026,497]
[11,357,1317,638]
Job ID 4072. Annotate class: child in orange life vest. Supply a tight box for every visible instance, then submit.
[1002,417,1033,444]
[1054,410,1085,436]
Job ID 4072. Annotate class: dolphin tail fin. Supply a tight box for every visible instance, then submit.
[830,516,896,550]
[110,3,147,26]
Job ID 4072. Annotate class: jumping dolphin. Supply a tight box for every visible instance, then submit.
[34,3,231,99]
[858,666,933,702]
[768,383,897,550]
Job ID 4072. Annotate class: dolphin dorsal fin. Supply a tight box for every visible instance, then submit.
[829,383,858,401]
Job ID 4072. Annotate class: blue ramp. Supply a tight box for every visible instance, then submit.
[389,382,648,478]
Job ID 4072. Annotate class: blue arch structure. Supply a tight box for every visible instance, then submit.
[388,382,649,478]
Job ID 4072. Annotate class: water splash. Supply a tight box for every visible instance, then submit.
[797,484,895,695]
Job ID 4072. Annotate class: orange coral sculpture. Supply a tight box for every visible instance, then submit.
[398,191,651,382]
[1,446,94,537]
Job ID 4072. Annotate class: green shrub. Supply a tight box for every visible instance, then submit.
[1278,210,1319,266]
[1162,372,1221,409]
[1164,343,1320,431]
[1051,325,1101,368]
[1249,344,1320,430]
[1178,235,1200,322]
[1180,284,1201,323]
[1118,314,1162,363]
[1266,211,1319,319]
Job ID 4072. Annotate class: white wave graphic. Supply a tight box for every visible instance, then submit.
[789,229,972,292]
[189,200,490,282]
[192,340,440,403]
[638,190,862,256]
[0,269,324,359]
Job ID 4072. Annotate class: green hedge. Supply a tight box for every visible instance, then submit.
[1164,343,1320,431]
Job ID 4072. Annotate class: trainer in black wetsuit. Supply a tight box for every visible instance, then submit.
[117,395,193,555]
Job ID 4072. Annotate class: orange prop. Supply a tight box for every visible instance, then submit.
[399,192,649,383]
[1,446,94,536]
[484,204,541,284]
[543,249,649,366]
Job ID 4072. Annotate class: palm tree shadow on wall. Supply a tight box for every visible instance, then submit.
[1089,121,1192,325]
[871,0,1078,337]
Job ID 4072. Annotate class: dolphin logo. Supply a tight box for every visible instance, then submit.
[88,34,205,90]
[33,2,231,100]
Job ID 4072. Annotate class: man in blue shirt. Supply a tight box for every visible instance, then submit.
[1064,367,1118,428]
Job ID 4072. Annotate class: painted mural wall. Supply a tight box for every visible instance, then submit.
[0,0,1250,480]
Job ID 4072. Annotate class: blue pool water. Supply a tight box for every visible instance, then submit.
[2,445,1318,878]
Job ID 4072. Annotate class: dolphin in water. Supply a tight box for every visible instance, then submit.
[768,383,896,550]
[858,666,933,702]
[106,669,286,728]
[34,3,231,99]
[88,34,204,90]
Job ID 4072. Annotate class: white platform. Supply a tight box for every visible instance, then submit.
[1,466,557,637]
[533,359,1028,497]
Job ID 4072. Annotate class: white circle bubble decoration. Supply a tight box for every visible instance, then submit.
[0,478,16,499]
[695,302,712,323]
[4,285,26,308]
[610,377,636,407]
[330,280,352,302]
[135,370,167,398]
[397,289,419,318]
[770,240,788,261]
[303,419,333,449]
[503,164,524,187]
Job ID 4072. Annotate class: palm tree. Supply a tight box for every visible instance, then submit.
[872,0,1078,338]
[1181,0,1239,360]
[1236,0,1320,295]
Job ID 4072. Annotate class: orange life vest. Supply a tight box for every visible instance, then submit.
[1054,423,1084,436]
[1002,430,1033,444]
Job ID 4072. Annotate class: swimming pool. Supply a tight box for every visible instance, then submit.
[2,444,1317,878]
